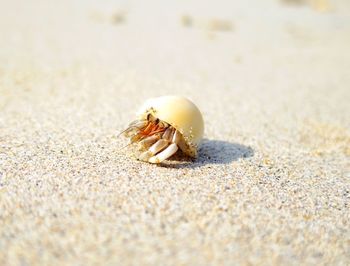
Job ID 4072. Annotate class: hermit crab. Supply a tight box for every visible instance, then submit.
[120,96,204,164]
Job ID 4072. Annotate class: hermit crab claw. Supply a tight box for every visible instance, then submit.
[120,96,204,164]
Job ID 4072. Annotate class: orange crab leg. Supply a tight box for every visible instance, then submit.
[141,123,154,135]
[148,128,166,135]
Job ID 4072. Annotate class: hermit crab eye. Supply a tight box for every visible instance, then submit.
[120,95,204,164]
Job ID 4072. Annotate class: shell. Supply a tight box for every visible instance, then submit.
[137,96,204,157]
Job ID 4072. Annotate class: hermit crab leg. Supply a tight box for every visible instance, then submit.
[128,119,147,128]
[146,129,181,164]
[138,139,168,162]
[118,120,148,137]
[162,127,174,141]
[129,132,143,144]
[138,150,153,161]
[148,139,169,154]
[138,134,161,150]
[148,143,178,164]
[141,123,154,135]
[172,130,181,144]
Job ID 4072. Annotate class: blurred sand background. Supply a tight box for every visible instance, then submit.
[0,0,350,265]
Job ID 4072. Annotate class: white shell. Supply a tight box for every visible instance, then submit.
[137,96,204,157]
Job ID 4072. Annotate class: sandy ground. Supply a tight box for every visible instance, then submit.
[0,0,350,265]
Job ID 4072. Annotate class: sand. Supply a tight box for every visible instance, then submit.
[0,0,349,265]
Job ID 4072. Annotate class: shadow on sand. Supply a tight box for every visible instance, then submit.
[163,138,254,169]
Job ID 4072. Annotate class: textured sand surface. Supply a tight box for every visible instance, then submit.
[0,0,350,265]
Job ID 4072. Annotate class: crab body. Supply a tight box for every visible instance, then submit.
[121,96,204,164]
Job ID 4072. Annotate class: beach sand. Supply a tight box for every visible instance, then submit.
[0,0,349,265]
